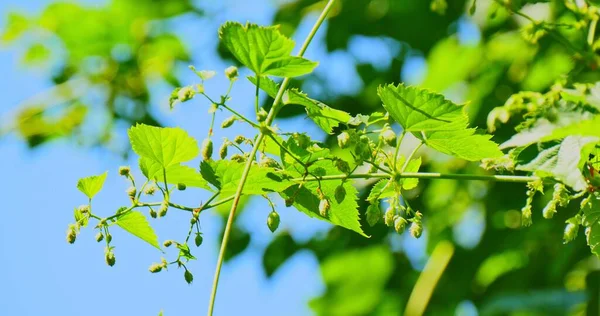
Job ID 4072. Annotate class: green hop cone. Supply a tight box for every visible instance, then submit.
[256,108,268,122]
[144,186,156,195]
[190,217,197,225]
[118,166,130,177]
[95,232,104,243]
[409,222,423,239]
[149,208,158,218]
[231,154,246,163]
[267,211,280,233]
[334,185,346,202]
[563,222,579,244]
[319,199,330,217]
[66,225,77,244]
[542,200,557,219]
[335,159,351,174]
[201,138,213,161]
[285,197,294,207]
[225,66,238,80]
[234,135,245,144]
[159,201,169,217]
[149,263,163,273]
[260,157,280,169]
[177,86,195,103]
[163,240,173,248]
[394,217,408,234]
[384,207,396,227]
[219,142,228,159]
[105,249,116,267]
[194,233,203,247]
[106,233,113,243]
[337,132,351,149]
[126,186,137,199]
[366,204,382,227]
[177,183,186,191]
[380,128,397,147]
[521,205,532,227]
[184,269,194,284]
[221,116,236,129]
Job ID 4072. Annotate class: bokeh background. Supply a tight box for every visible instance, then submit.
[1,0,599,315]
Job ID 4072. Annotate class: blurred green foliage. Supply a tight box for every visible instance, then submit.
[4,0,600,315]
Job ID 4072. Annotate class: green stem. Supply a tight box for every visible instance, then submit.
[588,17,598,47]
[392,131,406,171]
[255,76,261,113]
[207,2,337,314]
[401,141,423,173]
[219,103,259,128]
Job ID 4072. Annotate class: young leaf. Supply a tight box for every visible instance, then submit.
[283,89,352,134]
[280,161,366,237]
[517,136,599,191]
[128,124,199,168]
[140,158,211,190]
[248,75,279,98]
[400,157,422,190]
[219,22,318,77]
[367,179,394,203]
[177,243,196,261]
[200,160,294,195]
[378,84,503,161]
[116,211,161,250]
[77,172,108,199]
[582,195,600,257]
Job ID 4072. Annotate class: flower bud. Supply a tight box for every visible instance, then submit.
[225,66,238,80]
[219,142,228,159]
[118,166,130,177]
[319,199,330,217]
[221,116,236,129]
[184,269,194,284]
[190,217,197,225]
[194,233,203,247]
[234,135,245,144]
[521,205,532,227]
[66,225,77,244]
[177,86,195,103]
[106,233,113,243]
[78,204,90,214]
[380,128,397,147]
[366,204,381,227]
[337,132,351,149]
[95,232,104,242]
[149,208,157,218]
[285,197,294,207]
[163,240,173,247]
[159,201,169,217]
[335,159,351,174]
[256,108,268,122]
[105,249,116,267]
[149,263,163,273]
[127,186,137,199]
[145,186,156,195]
[177,183,187,191]
[563,222,579,243]
[231,154,246,163]
[201,138,213,161]
[409,222,423,238]
[260,157,280,169]
[394,217,408,234]
[267,211,280,233]
[384,207,396,227]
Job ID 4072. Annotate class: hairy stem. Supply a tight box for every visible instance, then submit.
[207,1,337,314]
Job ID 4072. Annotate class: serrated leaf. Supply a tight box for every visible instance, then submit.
[128,124,199,168]
[176,243,196,260]
[200,160,293,195]
[582,196,600,257]
[219,22,318,77]
[401,157,422,190]
[77,172,108,199]
[280,161,366,236]
[379,84,502,161]
[284,89,352,134]
[140,158,211,190]
[248,75,280,98]
[280,134,331,169]
[517,136,599,191]
[367,179,394,203]
[348,112,387,126]
[116,211,160,250]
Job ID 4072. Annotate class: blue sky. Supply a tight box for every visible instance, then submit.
[0,1,484,315]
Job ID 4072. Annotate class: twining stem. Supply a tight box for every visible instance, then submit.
[207,1,337,315]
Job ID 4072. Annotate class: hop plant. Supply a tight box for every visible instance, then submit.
[267,211,280,233]
[126,186,137,199]
[177,183,187,191]
[409,222,423,238]
[144,186,156,195]
[195,233,203,247]
[366,204,382,227]
[256,108,268,122]
[202,138,213,161]
[66,225,77,244]
[384,206,396,227]
[234,135,246,144]
[335,159,351,174]
[149,263,163,273]
[177,86,195,103]
[118,166,130,177]
[380,128,397,147]
[219,142,229,159]
[184,269,194,284]
[163,240,173,247]
[159,201,169,217]
[225,66,238,80]
[337,132,351,149]
[95,232,104,242]
[221,116,236,129]
[319,199,330,217]
[260,157,280,169]
[394,217,408,234]
[105,248,116,267]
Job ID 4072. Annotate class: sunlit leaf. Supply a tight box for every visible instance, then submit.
[116,211,160,250]
[76,172,108,199]
[128,124,199,168]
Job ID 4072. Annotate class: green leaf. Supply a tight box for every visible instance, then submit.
[76,172,108,199]
[74,207,88,227]
[542,116,600,141]
[517,136,599,191]
[200,160,294,195]
[284,89,352,134]
[219,22,318,77]
[139,158,211,190]
[400,156,422,190]
[348,112,387,127]
[176,243,196,261]
[379,84,502,161]
[128,124,199,168]
[367,179,394,203]
[116,211,160,250]
[280,133,331,168]
[582,196,600,257]
[280,160,366,236]
[248,75,279,98]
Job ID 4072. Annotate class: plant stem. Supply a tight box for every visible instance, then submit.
[401,141,423,172]
[291,172,539,183]
[207,2,337,314]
